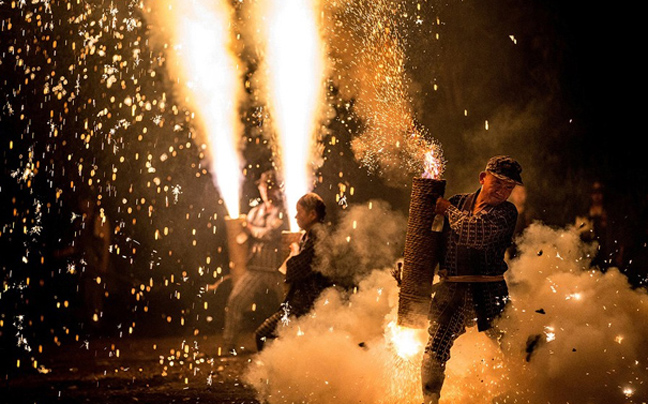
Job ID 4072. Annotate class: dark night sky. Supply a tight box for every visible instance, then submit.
[403,0,644,223]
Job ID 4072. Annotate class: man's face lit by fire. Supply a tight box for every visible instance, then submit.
[295,202,317,231]
[479,171,516,206]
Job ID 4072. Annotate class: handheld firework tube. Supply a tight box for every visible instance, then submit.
[397,177,446,329]
[225,215,249,284]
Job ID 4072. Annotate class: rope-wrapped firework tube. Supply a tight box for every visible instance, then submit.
[225,215,248,284]
[397,177,446,328]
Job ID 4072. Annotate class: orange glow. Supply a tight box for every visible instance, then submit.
[386,320,426,361]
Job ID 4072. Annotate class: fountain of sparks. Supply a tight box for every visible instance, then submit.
[256,0,327,231]
[420,141,445,180]
[163,0,244,218]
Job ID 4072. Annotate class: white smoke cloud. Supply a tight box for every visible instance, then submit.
[244,269,424,404]
[491,223,648,404]
[243,218,647,404]
[314,199,407,286]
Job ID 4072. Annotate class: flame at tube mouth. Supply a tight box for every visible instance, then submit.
[409,126,445,180]
[421,142,445,180]
[386,320,427,361]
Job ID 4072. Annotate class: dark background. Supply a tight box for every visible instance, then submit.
[1,0,644,378]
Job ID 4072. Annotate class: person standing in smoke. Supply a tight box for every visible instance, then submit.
[213,170,288,355]
[421,156,522,404]
[254,192,330,351]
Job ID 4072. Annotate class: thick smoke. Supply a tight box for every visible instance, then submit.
[244,216,647,403]
[243,269,424,404]
[314,199,408,287]
[491,223,648,404]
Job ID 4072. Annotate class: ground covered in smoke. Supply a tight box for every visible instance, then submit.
[244,222,647,404]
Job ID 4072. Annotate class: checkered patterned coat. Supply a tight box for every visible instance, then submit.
[432,189,518,331]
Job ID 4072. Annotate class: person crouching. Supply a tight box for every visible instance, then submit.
[254,193,330,351]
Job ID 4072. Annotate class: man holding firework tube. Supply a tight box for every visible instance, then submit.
[422,156,523,404]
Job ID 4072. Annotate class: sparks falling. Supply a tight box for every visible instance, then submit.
[323,0,445,183]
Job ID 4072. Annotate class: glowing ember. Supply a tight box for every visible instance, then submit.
[164,0,243,217]
[257,0,327,230]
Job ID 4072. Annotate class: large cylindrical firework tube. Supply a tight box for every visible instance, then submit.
[225,215,248,284]
[397,177,446,328]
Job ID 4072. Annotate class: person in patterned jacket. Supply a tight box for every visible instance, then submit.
[421,155,523,404]
[216,170,288,355]
[254,192,330,351]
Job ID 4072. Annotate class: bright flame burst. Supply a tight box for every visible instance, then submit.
[386,320,426,361]
[259,0,327,231]
[166,0,243,217]
[420,140,445,180]
[384,320,427,401]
